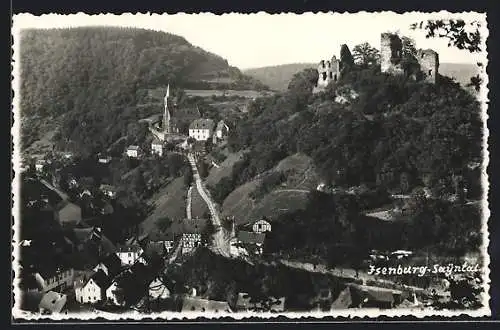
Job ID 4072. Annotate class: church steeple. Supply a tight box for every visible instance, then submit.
[163,84,171,134]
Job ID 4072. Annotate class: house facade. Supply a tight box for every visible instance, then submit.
[38,291,67,314]
[181,233,202,254]
[34,268,75,293]
[151,140,165,156]
[98,155,112,164]
[99,184,117,199]
[252,219,272,233]
[188,119,215,141]
[116,245,144,266]
[126,145,140,158]
[148,232,176,253]
[234,231,266,255]
[74,271,110,304]
[148,278,171,300]
[35,159,46,172]
[212,120,230,143]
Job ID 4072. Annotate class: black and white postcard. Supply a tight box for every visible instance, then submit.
[11,11,491,320]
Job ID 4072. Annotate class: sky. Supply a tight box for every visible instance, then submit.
[13,11,487,69]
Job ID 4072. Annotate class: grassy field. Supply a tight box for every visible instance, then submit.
[190,184,209,219]
[221,153,319,225]
[141,176,188,234]
[184,89,272,99]
[205,151,246,187]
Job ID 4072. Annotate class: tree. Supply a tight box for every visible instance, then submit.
[156,216,173,232]
[410,19,483,91]
[183,167,193,187]
[400,36,420,76]
[352,42,380,67]
[197,160,209,179]
[339,44,355,73]
[131,170,147,196]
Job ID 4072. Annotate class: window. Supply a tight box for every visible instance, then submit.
[322,72,327,80]
[329,72,333,79]
[334,74,338,81]
[128,252,131,257]
[428,69,432,76]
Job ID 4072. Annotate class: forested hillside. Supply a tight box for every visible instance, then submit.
[230,65,483,196]
[19,27,267,155]
[244,63,316,91]
[221,61,484,258]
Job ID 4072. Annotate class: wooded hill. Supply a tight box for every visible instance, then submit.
[207,59,484,259]
[19,27,268,155]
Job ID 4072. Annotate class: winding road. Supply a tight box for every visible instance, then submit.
[187,153,232,258]
[186,185,193,220]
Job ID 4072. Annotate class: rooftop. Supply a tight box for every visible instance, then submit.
[117,244,143,253]
[237,231,266,245]
[189,118,215,131]
[181,297,232,313]
[127,145,140,151]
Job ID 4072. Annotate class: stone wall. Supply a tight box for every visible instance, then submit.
[315,55,341,91]
[417,49,439,84]
[380,33,404,75]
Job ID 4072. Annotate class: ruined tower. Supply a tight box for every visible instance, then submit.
[417,49,439,84]
[315,55,341,92]
[380,33,404,75]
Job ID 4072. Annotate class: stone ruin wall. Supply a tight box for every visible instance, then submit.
[381,32,439,84]
[417,49,439,84]
[380,33,405,76]
[315,56,341,91]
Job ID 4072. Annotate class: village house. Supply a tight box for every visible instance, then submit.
[126,145,140,158]
[54,200,82,225]
[338,284,403,309]
[181,297,232,313]
[192,140,208,156]
[212,120,230,144]
[38,291,68,314]
[35,159,47,172]
[20,290,67,314]
[181,233,203,254]
[98,154,112,164]
[233,292,285,313]
[93,253,123,278]
[188,118,215,141]
[148,232,176,254]
[148,277,171,300]
[116,244,145,266]
[74,270,111,304]
[180,220,207,254]
[68,177,79,189]
[33,268,75,293]
[252,219,272,234]
[151,138,165,157]
[233,231,266,255]
[99,184,117,199]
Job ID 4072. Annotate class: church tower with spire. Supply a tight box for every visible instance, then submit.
[163,84,171,134]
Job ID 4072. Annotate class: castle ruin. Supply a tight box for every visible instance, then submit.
[380,33,439,84]
[313,56,340,93]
